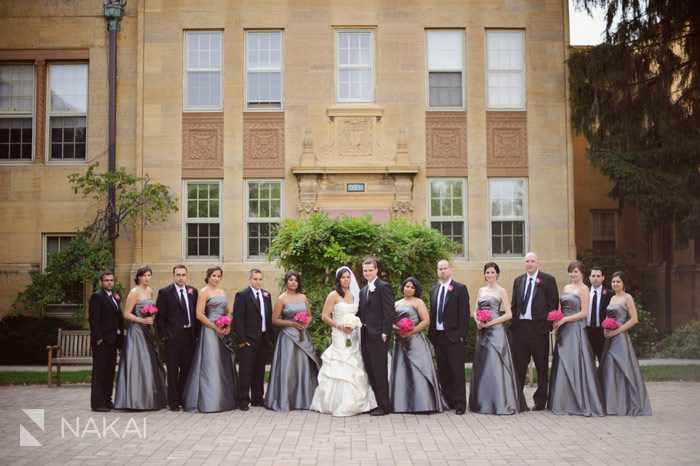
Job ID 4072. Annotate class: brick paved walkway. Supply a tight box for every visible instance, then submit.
[0,382,698,465]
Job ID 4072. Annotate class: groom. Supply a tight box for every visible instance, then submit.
[358,257,394,416]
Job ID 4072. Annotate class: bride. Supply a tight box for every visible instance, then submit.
[310,266,377,416]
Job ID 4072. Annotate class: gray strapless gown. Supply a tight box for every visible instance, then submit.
[599,304,651,416]
[547,293,604,416]
[265,302,321,411]
[114,299,167,410]
[390,305,447,413]
[183,296,238,413]
[469,296,523,414]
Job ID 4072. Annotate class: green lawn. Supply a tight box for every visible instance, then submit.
[2,365,699,386]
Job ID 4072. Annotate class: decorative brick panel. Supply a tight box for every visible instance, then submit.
[243,112,285,178]
[425,112,468,177]
[181,113,223,179]
[486,111,528,176]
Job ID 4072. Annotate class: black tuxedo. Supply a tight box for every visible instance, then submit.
[428,279,469,411]
[358,278,394,413]
[88,288,123,410]
[587,286,612,364]
[234,286,273,407]
[510,270,559,409]
[155,283,200,409]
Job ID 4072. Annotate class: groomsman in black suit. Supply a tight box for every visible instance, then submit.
[234,268,272,410]
[358,258,394,416]
[155,264,200,411]
[587,266,612,364]
[428,259,470,415]
[88,271,124,412]
[510,252,559,411]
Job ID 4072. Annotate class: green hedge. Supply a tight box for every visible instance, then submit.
[658,320,700,359]
[0,315,83,364]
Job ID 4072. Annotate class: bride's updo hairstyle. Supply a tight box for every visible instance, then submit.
[334,267,351,298]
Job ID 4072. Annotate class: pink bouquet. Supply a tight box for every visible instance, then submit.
[215,315,231,330]
[294,312,311,341]
[140,304,158,317]
[547,310,565,322]
[396,317,415,335]
[476,309,491,323]
[601,318,620,330]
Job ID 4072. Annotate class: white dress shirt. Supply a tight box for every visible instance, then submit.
[588,285,603,326]
[520,270,539,320]
[436,279,453,331]
[175,284,191,328]
[250,286,267,332]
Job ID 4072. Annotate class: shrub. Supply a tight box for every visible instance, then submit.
[629,296,659,358]
[658,320,700,359]
[268,213,459,355]
[0,315,82,364]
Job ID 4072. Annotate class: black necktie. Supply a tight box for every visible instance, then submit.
[180,288,191,327]
[437,286,446,325]
[521,277,533,316]
[591,290,598,327]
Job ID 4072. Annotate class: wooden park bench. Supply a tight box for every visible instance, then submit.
[46,329,93,387]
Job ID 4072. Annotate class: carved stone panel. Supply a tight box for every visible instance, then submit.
[425,112,468,176]
[243,112,285,178]
[182,113,223,178]
[486,111,528,176]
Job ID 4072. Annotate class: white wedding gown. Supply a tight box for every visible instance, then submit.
[310,302,377,416]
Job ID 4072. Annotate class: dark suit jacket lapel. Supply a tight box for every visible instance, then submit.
[103,289,120,318]
[171,284,187,313]
[249,288,261,311]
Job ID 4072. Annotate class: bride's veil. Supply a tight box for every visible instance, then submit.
[335,266,360,304]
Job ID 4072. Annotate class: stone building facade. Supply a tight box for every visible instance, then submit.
[0,0,577,317]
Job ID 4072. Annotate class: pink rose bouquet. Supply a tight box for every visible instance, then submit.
[601,318,620,330]
[396,317,415,336]
[294,312,311,341]
[547,310,565,322]
[140,304,158,317]
[476,309,491,323]
[215,315,231,329]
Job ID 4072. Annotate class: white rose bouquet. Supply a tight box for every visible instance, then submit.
[338,314,362,347]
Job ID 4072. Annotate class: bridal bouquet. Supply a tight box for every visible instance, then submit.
[396,317,414,336]
[339,314,362,347]
[294,312,310,341]
[601,317,620,330]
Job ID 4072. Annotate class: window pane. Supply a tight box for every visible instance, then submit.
[49,117,87,160]
[486,30,524,109]
[49,64,88,113]
[186,32,222,109]
[0,65,34,113]
[427,30,463,70]
[0,118,32,160]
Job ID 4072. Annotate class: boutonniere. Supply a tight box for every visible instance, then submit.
[263,291,269,298]
[448,285,454,292]
[602,289,608,296]
[368,283,376,293]
[187,288,194,295]
[113,293,120,300]
[535,278,541,286]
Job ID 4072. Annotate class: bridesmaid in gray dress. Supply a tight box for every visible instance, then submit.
[390,277,446,413]
[265,271,321,411]
[469,262,523,414]
[599,271,651,415]
[548,261,604,416]
[183,267,238,413]
[114,266,167,410]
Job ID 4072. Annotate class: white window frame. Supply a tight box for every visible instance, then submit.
[0,64,35,163]
[425,29,465,110]
[590,209,618,250]
[245,30,284,111]
[183,180,222,261]
[488,178,529,258]
[335,29,375,104]
[245,179,283,260]
[46,62,89,164]
[43,233,81,316]
[184,30,223,112]
[486,29,526,110]
[427,178,468,259]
